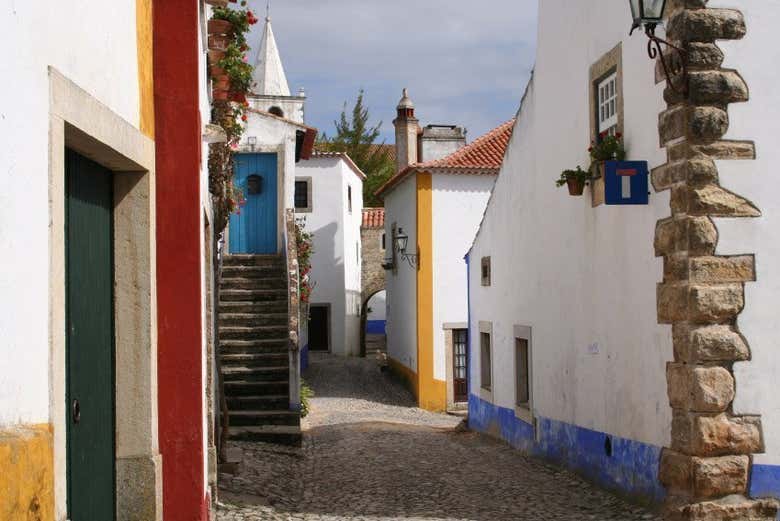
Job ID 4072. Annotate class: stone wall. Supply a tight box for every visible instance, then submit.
[361,227,386,301]
[654,2,779,518]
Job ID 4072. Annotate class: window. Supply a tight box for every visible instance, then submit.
[598,72,618,135]
[453,329,468,403]
[480,332,491,391]
[269,106,284,118]
[294,177,312,212]
[347,185,352,213]
[514,325,533,424]
[381,232,386,250]
[481,256,491,286]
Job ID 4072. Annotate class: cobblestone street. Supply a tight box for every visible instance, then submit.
[217,354,661,520]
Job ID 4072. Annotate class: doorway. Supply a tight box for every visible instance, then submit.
[309,304,330,351]
[65,149,116,520]
[453,329,468,403]
[228,152,278,254]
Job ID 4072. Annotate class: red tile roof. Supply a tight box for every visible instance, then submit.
[375,119,515,197]
[362,208,385,228]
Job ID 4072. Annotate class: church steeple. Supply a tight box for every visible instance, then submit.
[252,16,291,96]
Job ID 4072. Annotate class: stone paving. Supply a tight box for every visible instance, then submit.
[217,353,661,520]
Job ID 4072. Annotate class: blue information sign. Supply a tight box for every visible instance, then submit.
[604,160,649,205]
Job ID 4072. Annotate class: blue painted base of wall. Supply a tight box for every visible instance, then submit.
[366,320,386,335]
[750,464,780,502]
[300,344,309,372]
[468,393,666,505]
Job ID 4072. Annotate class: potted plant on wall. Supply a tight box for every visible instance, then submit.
[589,131,626,179]
[556,166,592,196]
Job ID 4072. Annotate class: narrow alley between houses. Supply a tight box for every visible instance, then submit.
[217,354,660,521]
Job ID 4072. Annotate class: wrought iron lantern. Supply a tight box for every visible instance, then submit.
[628,0,687,94]
[394,228,418,268]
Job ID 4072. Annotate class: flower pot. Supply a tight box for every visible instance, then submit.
[210,64,225,77]
[208,49,225,67]
[566,177,585,196]
[213,75,230,91]
[229,91,247,103]
[208,34,230,52]
[213,89,229,101]
[208,19,233,35]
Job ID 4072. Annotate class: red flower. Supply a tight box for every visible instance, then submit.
[241,114,248,122]
[588,146,593,152]
[615,132,623,139]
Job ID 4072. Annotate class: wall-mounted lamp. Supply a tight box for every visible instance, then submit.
[247,135,257,152]
[628,0,687,94]
[394,227,418,269]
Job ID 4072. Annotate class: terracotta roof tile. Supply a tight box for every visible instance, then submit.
[362,208,385,228]
[375,119,514,197]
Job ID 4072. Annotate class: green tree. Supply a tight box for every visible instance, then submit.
[319,90,395,207]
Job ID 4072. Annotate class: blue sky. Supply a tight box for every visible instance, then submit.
[245,1,538,143]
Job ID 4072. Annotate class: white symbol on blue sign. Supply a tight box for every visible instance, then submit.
[604,161,649,205]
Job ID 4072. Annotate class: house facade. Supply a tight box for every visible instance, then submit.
[378,90,511,412]
[295,152,365,357]
[467,0,780,517]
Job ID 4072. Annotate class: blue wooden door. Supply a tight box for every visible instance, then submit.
[229,153,278,253]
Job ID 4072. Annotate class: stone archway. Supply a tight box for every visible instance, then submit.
[360,211,386,356]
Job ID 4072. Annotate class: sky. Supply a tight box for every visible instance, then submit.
[245,0,539,143]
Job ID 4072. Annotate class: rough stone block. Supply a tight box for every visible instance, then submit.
[688,184,760,217]
[688,71,749,105]
[668,9,746,43]
[674,324,750,362]
[668,364,734,412]
[655,217,717,257]
[688,284,744,323]
[668,140,756,162]
[661,451,749,499]
[689,256,755,283]
[671,495,779,521]
[653,159,719,191]
[690,107,729,141]
[672,411,763,456]
[665,254,690,282]
[659,282,690,323]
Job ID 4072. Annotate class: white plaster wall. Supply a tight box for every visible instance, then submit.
[341,164,364,356]
[367,291,387,321]
[431,174,495,381]
[0,1,141,426]
[469,0,672,448]
[710,0,780,466]
[249,95,305,124]
[384,177,418,371]
[295,157,346,354]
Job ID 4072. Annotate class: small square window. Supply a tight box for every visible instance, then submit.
[294,178,312,212]
[481,256,491,286]
[480,332,491,391]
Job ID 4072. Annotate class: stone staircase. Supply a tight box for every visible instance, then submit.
[219,254,301,446]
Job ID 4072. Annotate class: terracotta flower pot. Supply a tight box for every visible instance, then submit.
[208,34,230,52]
[213,89,229,101]
[210,64,226,77]
[213,75,230,91]
[208,49,225,67]
[566,177,585,196]
[208,19,233,35]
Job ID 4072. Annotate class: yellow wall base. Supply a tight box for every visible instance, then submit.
[0,424,54,521]
[418,378,447,412]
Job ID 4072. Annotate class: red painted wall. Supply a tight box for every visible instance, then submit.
[153,1,208,519]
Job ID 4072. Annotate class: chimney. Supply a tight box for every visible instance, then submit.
[419,124,466,163]
[393,88,420,173]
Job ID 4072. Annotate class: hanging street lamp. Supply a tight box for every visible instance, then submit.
[628,0,687,94]
[393,228,418,269]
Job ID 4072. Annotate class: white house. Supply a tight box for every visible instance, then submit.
[295,152,365,357]
[377,90,512,412]
[467,0,780,517]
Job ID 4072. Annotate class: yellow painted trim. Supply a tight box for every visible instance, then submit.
[136,0,154,138]
[388,357,418,398]
[0,424,54,521]
[416,172,447,412]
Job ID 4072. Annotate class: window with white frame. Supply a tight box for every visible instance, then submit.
[294,177,312,212]
[514,325,533,424]
[597,72,618,135]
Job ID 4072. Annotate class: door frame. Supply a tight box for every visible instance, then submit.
[443,322,469,411]
[48,68,162,520]
[307,303,332,353]
[227,146,285,254]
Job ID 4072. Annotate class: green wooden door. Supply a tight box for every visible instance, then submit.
[65,149,116,520]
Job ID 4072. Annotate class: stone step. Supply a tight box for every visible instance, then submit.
[228,410,300,427]
[221,265,285,279]
[220,289,287,303]
[220,277,287,291]
[218,313,287,328]
[219,300,287,314]
[221,352,288,365]
[224,380,289,396]
[218,325,288,340]
[219,339,288,354]
[222,366,288,382]
[228,425,302,446]
[226,394,289,411]
[222,254,283,267]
